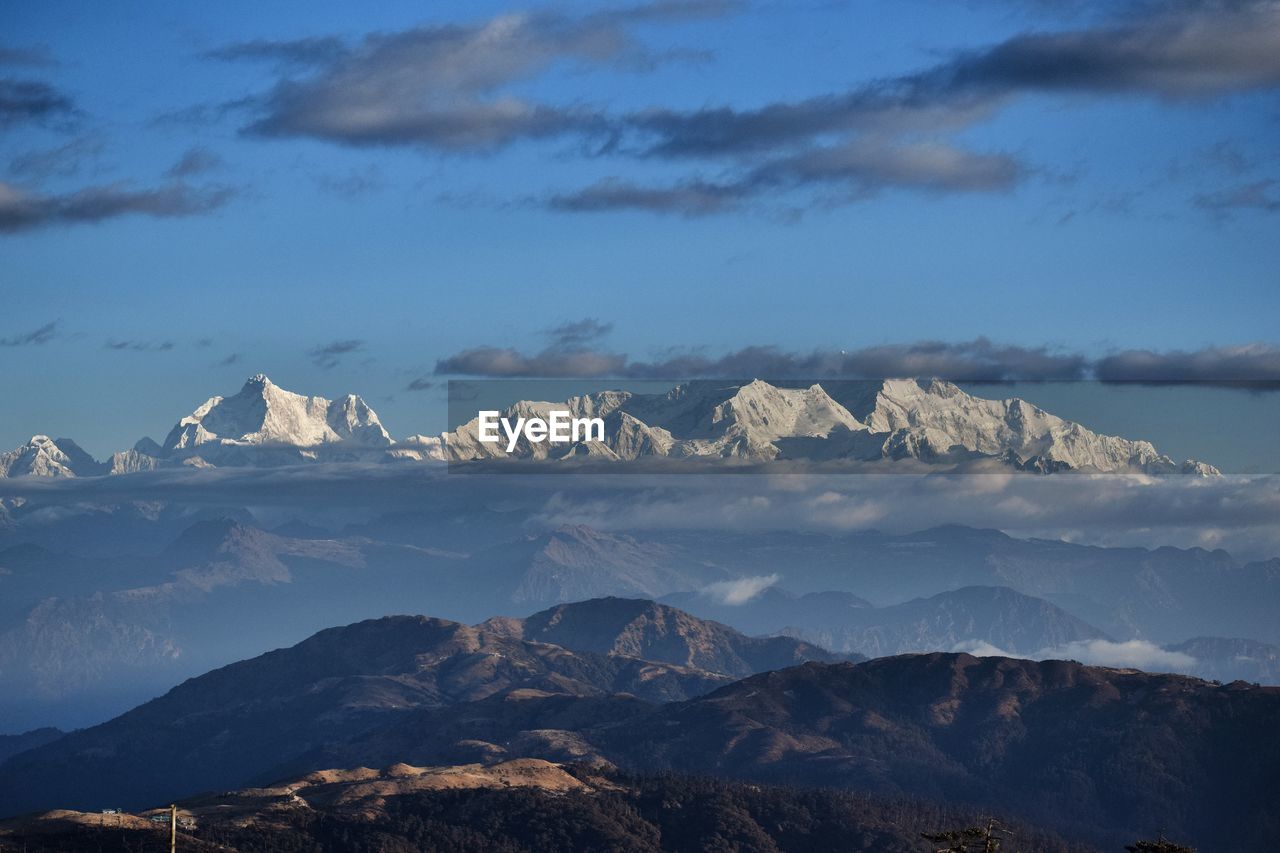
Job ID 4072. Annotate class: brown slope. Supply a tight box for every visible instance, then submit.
[482,596,856,678]
[602,653,1280,851]
[0,614,725,817]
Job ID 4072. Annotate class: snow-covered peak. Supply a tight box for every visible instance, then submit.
[161,375,392,456]
[715,380,864,442]
[327,393,394,447]
[860,378,1215,474]
[0,435,106,478]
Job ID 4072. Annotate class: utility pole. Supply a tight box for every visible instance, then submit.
[170,803,177,853]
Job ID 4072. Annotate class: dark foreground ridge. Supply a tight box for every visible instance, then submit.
[0,763,1085,853]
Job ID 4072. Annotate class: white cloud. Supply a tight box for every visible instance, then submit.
[532,471,1280,561]
[6,464,1280,562]
[952,640,1020,658]
[1036,639,1197,672]
[955,638,1198,673]
[699,574,780,605]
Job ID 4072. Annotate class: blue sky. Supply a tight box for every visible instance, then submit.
[2,0,1278,455]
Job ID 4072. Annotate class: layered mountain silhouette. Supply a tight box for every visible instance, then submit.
[0,599,838,814]
[0,375,1219,474]
[4,516,1279,732]
[1,609,1276,850]
[469,525,736,606]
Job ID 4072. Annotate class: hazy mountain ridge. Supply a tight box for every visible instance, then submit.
[0,519,374,708]
[3,516,1279,731]
[0,375,1219,475]
[470,525,734,606]
[1165,636,1280,684]
[668,584,1111,658]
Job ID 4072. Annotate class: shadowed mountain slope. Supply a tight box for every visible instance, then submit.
[482,597,858,677]
[0,612,728,815]
[603,654,1280,850]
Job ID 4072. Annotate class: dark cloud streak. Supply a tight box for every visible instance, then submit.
[309,339,364,369]
[105,340,175,352]
[203,36,348,67]
[552,140,1026,215]
[437,345,629,378]
[0,320,58,347]
[918,2,1280,99]
[166,147,222,178]
[550,177,748,215]
[557,0,1280,214]
[221,4,737,152]
[1096,344,1280,388]
[0,78,74,130]
[624,0,1280,162]
[546,318,614,346]
[436,337,1089,381]
[435,335,1280,387]
[0,180,234,233]
[1193,179,1280,215]
[0,46,56,67]
[8,136,105,179]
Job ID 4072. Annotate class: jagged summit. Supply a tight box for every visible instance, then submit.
[145,374,393,467]
[0,435,105,478]
[162,373,391,454]
[481,596,850,677]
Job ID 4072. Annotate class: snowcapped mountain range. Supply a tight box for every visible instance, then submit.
[430,377,1218,474]
[1,375,1219,476]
